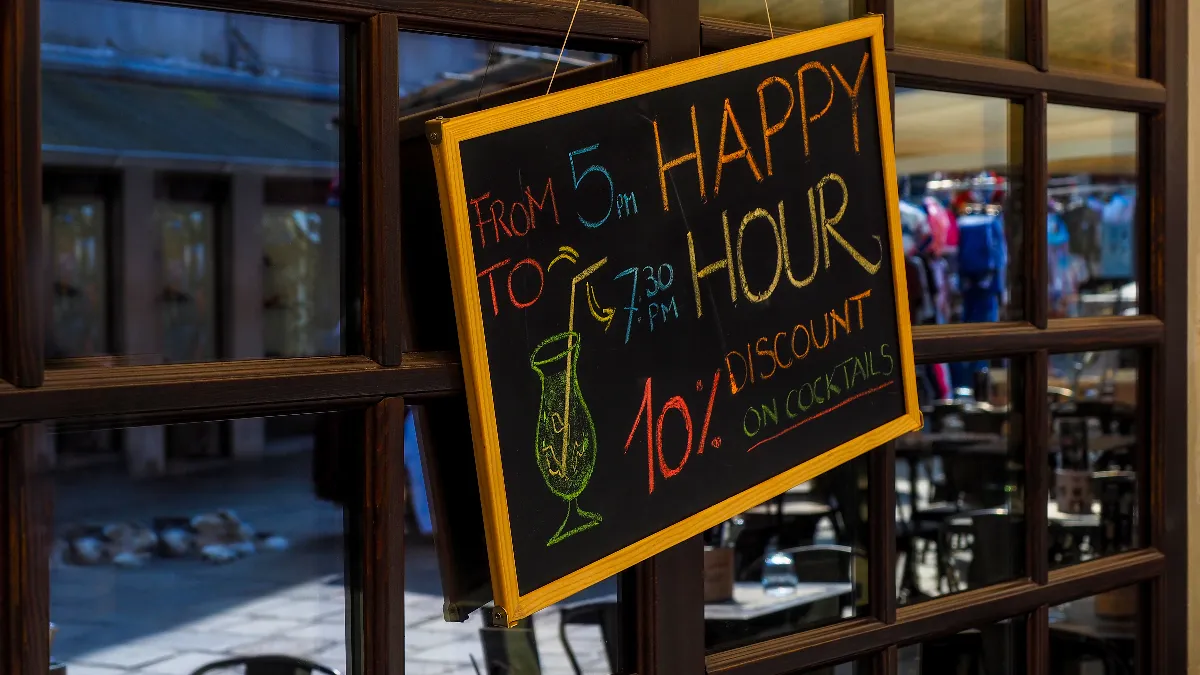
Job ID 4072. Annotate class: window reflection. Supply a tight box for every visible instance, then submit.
[41,0,345,366]
[48,414,347,675]
[895,358,1023,605]
[698,0,851,32]
[1049,586,1138,674]
[894,89,1022,327]
[405,558,620,674]
[895,0,1022,60]
[1047,105,1138,318]
[263,201,342,358]
[1049,350,1139,569]
[1048,0,1137,76]
[899,615,1027,675]
[157,200,217,364]
[43,191,109,359]
[803,660,869,675]
[397,35,619,358]
[705,455,868,653]
[399,33,613,114]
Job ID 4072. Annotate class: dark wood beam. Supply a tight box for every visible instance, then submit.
[0,0,42,387]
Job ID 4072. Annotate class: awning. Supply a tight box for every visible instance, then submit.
[42,70,340,172]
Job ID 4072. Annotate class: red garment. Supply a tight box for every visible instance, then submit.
[922,197,953,256]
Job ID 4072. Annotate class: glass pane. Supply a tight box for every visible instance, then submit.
[804,659,870,674]
[895,89,1023,325]
[396,36,620,357]
[1046,105,1138,318]
[1048,0,1137,77]
[44,191,109,359]
[41,0,346,366]
[699,0,851,32]
[1050,586,1139,674]
[406,573,621,673]
[705,455,868,653]
[263,198,342,358]
[896,358,1024,605]
[157,200,217,363]
[48,413,348,674]
[407,404,617,674]
[899,615,1028,675]
[1049,349,1139,569]
[399,32,614,115]
[895,0,1023,59]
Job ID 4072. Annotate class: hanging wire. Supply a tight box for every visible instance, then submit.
[475,42,496,104]
[546,0,584,95]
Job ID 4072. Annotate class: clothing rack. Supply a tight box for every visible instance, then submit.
[1046,183,1135,197]
[925,175,1003,192]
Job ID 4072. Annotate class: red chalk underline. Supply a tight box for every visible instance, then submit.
[745,380,897,453]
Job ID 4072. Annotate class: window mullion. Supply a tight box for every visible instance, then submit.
[354,13,403,366]
[348,396,407,675]
[0,424,52,675]
[873,645,898,675]
[851,0,892,49]
[1025,0,1048,71]
[869,442,897,624]
[1027,606,1048,675]
[1025,350,1049,585]
[1024,92,1048,330]
[0,0,44,388]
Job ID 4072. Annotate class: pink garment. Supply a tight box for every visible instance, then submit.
[923,196,953,256]
[932,363,951,400]
[945,209,959,248]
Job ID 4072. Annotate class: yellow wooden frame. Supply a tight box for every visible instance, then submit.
[428,14,921,626]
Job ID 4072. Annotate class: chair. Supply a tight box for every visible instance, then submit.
[918,619,1024,675]
[1050,629,1135,675]
[733,471,845,579]
[557,597,620,675]
[942,508,1023,593]
[1093,470,1136,555]
[918,630,983,675]
[189,655,340,675]
[478,614,541,675]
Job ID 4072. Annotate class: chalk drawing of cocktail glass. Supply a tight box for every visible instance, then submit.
[531,331,601,546]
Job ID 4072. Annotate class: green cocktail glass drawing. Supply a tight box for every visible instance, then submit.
[530,331,601,546]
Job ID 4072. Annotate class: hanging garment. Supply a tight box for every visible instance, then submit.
[905,256,927,324]
[953,212,1005,393]
[1061,200,1103,277]
[899,200,931,255]
[923,196,954,256]
[955,212,1008,299]
[909,255,936,325]
[1099,192,1135,279]
[931,362,952,400]
[925,256,952,325]
[1048,211,1080,318]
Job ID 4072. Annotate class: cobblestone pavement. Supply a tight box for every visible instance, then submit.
[50,452,613,675]
[50,451,936,674]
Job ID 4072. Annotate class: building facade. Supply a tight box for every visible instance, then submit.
[0,0,1190,673]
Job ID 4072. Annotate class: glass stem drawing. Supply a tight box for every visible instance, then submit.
[530,257,608,546]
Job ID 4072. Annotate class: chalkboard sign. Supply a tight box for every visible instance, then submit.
[428,16,921,625]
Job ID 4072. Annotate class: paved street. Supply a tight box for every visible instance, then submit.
[49,450,942,674]
[50,451,612,675]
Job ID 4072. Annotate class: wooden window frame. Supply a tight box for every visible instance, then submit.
[0,0,1187,674]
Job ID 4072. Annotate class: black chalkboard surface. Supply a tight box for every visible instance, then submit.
[429,16,921,625]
